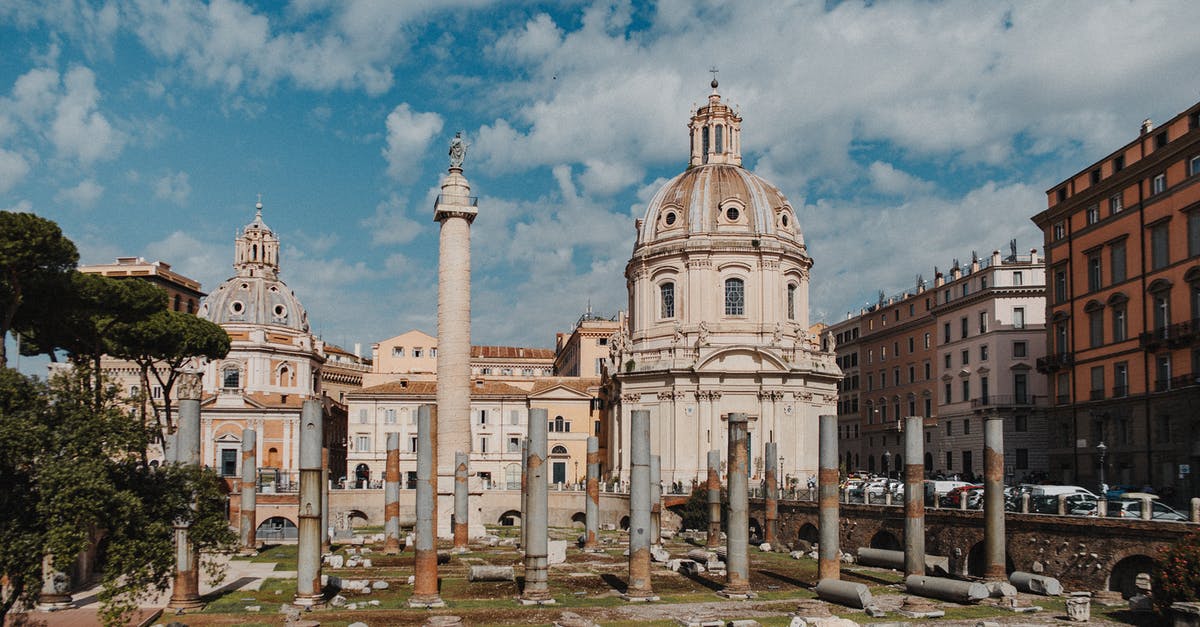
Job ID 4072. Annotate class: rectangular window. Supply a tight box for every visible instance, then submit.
[1014,373,1028,404]
[1053,270,1067,304]
[356,435,370,451]
[660,282,675,318]
[1189,211,1200,257]
[944,353,951,368]
[961,379,970,402]
[1191,155,1200,177]
[430,348,437,357]
[1112,305,1127,342]
[1089,309,1104,348]
[963,417,972,435]
[1015,414,1028,432]
[980,275,988,290]
[946,421,953,436]
[508,437,520,453]
[1109,193,1123,214]
[979,311,988,333]
[1053,222,1066,241]
[1013,341,1027,358]
[908,365,916,383]
[924,361,931,379]
[881,346,887,361]
[1153,294,1171,330]
[1012,271,1023,286]
[359,409,368,424]
[413,348,422,358]
[960,316,968,339]
[1110,240,1126,283]
[1015,448,1029,470]
[944,381,952,404]
[1087,252,1103,291]
[1090,366,1105,400]
[1114,362,1128,397]
[1057,372,1070,404]
[961,349,969,365]
[924,398,932,418]
[1086,204,1099,225]
[980,344,989,361]
[943,322,951,343]
[1114,155,1125,172]
[220,449,237,476]
[392,346,404,357]
[1054,321,1069,354]
[945,451,953,470]
[924,332,931,348]
[908,337,914,353]
[893,367,900,386]
[1013,306,1025,329]
[477,409,488,425]
[1152,173,1166,195]
[410,437,418,453]
[479,436,489,453]
[385,408,397,424]
[724,278,744,315]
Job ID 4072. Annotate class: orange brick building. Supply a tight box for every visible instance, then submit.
[1033,102,1200,500]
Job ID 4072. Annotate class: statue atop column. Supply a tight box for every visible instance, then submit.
[448,131,467,168]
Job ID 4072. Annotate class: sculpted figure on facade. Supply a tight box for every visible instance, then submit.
[696,320,711,346]
[448,131,467,167]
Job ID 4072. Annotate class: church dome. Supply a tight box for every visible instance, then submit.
[636,79,803,249]
[198,201,310,332]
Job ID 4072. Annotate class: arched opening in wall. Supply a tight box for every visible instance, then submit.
[749,518,763,543]
[498,510,522,527]
[894,454,903,474]
[355,463,370,488]
[924,452,933,472]
[570,512,586,528]
[619,516,630,531]
[347,510,369,528]
[256,516,297,541]
[868,456,876,473]
[1108,554,1157,599]
[869,530,902,550]
[796,523,819,551]
[845,451,852,470]
[966,541,1015,577]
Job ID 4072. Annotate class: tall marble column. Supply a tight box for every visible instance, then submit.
[239,429,258,555]
[293,399,324,607]
[168,370,203,611]
[434,135,479,538]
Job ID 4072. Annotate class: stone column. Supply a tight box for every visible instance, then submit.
[521,408,553,604]
[983,412,1006,581]
[453,451,469,552]
[384,432,402,554]
[520,438,528,550]
[434,160,478,539]
[168,371,203,610]
[903,415,925,578]
[36,554,71,611]
[722,412,754,598]
[239,429,258,555]
[818,414,840,581]
[650,455,661,546]
[584,436,601,551]
[321,447,330,552]
[624,409,656,601]
[410,404,444,607]
[706,450,722,548]
[764,441,778,547]
[294,399,324,608]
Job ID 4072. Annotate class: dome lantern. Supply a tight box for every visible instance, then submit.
[688,80,742,167]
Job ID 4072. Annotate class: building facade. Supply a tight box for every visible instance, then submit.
[1033,102,1200,500]
[609,80,841,486]
[554,310,622,378]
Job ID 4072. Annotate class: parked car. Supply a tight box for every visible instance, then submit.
[942,484,984,508]
[925,480,970,506]
[1105,498,1188,521]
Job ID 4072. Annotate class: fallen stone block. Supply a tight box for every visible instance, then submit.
[349,622,369,627]
[790,551,805,559]
[651,546,671,563]
[244,605,261,612]
[360,559,372,568]
[987,581,1017,598]
[548,540,568,565]
[814,578,873,609]
[468,565,515,582]
[679,560,705,575]
[554,611,599,627]
[1009,571,1063,596]
[372,580,389,590]
[758,543,772,552]
[329,594,347,607]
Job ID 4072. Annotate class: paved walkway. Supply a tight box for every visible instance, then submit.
[7,555,292,626]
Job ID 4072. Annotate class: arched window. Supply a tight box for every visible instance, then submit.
[505,463,521,489]
[551,445,568,455]
[787,283,797,320]
[660,282,675,318]
[702,127,710,164]
[714,125,724,153]
[725,278,745,316]
[222,367,240,389]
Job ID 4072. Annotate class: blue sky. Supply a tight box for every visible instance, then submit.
[3,0,1200,364]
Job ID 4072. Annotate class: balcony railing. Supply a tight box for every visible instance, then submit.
[1055,394,1071,405]
[1171,373,1200,389]
[1036,352,1074,373]
[1112,385,1128,398]
[1089,389,1105,401]
[1139,319,1200,350]
[970,394,1045,408]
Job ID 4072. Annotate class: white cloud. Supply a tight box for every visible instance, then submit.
[49,66,124,164]
[0,148,30,193]
[153,170,191,205]
[361,193,424,246]
[382,103,443,182]
[54,178,104,208]
[867,161,935,197]
[143,231,229,293]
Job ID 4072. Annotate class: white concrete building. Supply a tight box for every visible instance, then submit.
[609,80,841,486]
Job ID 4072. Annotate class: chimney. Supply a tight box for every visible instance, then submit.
[353,342,361,358]
[1030,248,1039,264]
[1141,118,1153,135]
[991,250,1001,266]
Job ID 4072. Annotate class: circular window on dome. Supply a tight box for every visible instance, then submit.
[781,213,790,228]
[239,282,249,290]
[725,207,740,221]
[664,211,677,226]
[230,300,245,315]
[273,304,288,319]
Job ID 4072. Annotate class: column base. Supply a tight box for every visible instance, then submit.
[517,595,557,606]
[450,546,470,555]
[408,595,446,608]
[292,594,324,609]
[166,596,205,611]
[36,596,72,612]
[716,588,756,600]
[237,547,259,557]
[620,592,659,602]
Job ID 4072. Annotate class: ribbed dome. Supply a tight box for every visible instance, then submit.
[200,275,310,332]
[198,200,310,332]
[637,163,802,246]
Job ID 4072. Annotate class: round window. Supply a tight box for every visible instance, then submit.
[273,304,287,318]
[781,213,790,227]
[726,207,740,221]
[239,282,249,290]
[664,211,677,226]
[230,300,244,314]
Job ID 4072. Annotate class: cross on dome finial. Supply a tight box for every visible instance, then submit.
[709,67,719,89]
[255,193,263,215]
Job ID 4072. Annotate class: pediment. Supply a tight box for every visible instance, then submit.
[697,346,789,372]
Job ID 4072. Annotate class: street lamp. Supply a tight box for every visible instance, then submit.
[1096,441,1108,495]
[883,450,892,479]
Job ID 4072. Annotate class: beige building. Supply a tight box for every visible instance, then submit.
[609,80,841,486]
[366,329,555,387]
[554,310,622,377]
[81,256,205,315]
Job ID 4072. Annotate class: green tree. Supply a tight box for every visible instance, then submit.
[0,367,236,626]
[1153,532,1200,617]
[0,211,79,366]
[112,309,230,455]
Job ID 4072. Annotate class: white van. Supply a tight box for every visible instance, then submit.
[924,480,970,505]
[1030,485,1098,499]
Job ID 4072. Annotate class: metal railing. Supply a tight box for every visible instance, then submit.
[970,394,1043,408]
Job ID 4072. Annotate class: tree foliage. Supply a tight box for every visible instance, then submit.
[1153,532,1200,616]
[0,367,236,626]
[0,211,79,366]
[112,310,230,454]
